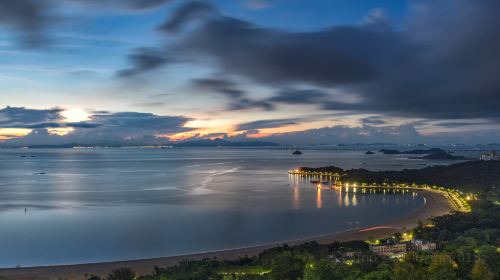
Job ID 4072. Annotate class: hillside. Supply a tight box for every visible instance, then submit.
[301,161,500,192]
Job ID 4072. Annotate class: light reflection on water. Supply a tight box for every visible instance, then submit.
[0,148,426,267]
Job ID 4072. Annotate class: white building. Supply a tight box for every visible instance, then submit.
[410,239,436,252]
[369,243,407,256]
[480,150,500,161]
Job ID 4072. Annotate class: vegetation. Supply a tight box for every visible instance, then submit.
[300,160,500,196]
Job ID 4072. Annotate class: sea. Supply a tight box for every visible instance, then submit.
[0,147,473,267]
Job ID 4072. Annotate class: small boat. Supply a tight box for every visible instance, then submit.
[310,180,320,184]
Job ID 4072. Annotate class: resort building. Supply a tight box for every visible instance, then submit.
[410,239,437,252]
[369,243,407,256]
[480,150,500,161]
[370,239,437,256]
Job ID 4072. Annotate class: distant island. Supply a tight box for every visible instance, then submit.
[378,148,468,160]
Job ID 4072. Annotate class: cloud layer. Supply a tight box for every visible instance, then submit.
[0,107,191,146]
[157,0,500,121]
[0,0,174,46]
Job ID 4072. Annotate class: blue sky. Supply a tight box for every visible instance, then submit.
[0,0,499,145]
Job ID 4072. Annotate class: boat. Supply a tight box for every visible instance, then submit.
[310,180,320,184]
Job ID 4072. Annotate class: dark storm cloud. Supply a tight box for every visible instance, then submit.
[159,1,216,32]
[191,78,244,98]
[69,0,174,10]
[228,98,274,111]
[243,0,277,10]
[0,107,102,129]
[68,112,192,144]
[117,48,169,77]
[191,77,273,111]
[260,124,424,146]
[0,0,174,46]
[119,0,173,10]
[235,118,298,131]
[361,116,386,126]
[88,112,191,134]
[163,2,400,86]
[162,0,500,121]
[0,108,193,146]
[0,0,54,46]
[66,122,101,128]
[432,121,493,128]
[268,89,328,104]
[0,107,63,128]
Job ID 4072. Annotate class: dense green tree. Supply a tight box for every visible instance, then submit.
[303,260,354,280]
[361,270,393,280]
[107,268,135,280]
[471,259,495,280]
[393,252,429,280]
[359,263,393,280]
[442,236,478,277]
[427,253,457,280]
[269,251,304,280]
[476,245,500,279]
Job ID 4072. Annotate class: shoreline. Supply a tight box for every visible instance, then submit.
[0,189,454,280]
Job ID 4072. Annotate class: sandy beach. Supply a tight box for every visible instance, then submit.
[0,189,455,280]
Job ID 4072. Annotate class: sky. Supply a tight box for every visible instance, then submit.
[0,0,499,146]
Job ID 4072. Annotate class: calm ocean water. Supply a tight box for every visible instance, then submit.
[0,148,460,267]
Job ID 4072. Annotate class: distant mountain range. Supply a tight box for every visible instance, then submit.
[3,139,280,148]
[173,139,279,147]
[378,148,468,160]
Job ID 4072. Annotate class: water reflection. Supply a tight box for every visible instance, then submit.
[337,188,343,207]
[287,174,421,210]
[0,149,428,267]
[316,187,322,209]
[293,186,300,210]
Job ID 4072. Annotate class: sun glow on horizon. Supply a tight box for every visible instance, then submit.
[47,127,74,136]
[61,108,90,123]
[0,128,31,140]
